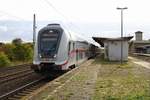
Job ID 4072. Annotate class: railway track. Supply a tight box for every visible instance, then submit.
[0,71,64,100]
[0,69,34,84]
[0,64,32,76]
[0,63,41,99]
[0,65,65,100]
[0,77,47,100]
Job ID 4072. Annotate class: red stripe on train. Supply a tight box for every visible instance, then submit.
[60,48,88,66]
[60,60,68,66]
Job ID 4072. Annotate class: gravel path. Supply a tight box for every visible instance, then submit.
[129,56,150,69]
[44,61,100,100]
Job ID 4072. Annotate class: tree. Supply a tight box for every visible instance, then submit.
[12,38,23,45]
[13,44,33,61]
[0,52,11,67]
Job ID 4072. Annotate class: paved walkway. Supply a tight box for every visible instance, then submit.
[129,56,150,69]
[44,62,100,100]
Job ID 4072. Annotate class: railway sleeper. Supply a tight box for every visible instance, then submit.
[21,91,31,94]
[24,89,33,92]
[29,87,38,90]
[8,97,18,100]
[17,93,27,96]
[13,95,23,98]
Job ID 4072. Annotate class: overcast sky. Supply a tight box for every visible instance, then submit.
[0,0,150,42]
[1,0,150,22]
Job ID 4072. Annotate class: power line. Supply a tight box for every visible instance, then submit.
[42,0,83,33]
[0,10,26,21]
[43,0,68,20]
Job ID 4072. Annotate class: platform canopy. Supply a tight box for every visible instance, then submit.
[92,36,133,47]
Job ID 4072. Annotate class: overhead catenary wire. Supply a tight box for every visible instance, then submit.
[0,10,26,21]
[43,0,68,21]
[42,0,84,34]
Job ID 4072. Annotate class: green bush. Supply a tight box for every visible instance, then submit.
[0,52,11,67]
[13,44,33,61]
[3,44,15,61]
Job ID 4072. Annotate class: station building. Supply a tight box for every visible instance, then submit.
[93,36,133,61]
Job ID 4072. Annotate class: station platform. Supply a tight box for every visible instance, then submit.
[23,56,150,100]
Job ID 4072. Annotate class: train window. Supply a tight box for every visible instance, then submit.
[73,42,75,50]
[68,41,71,53]
[41,38,57,41]
[42,34,58,37]
[39,29,60,54]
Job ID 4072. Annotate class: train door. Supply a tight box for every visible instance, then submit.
[75,42,78,65]
[72,42,76,65]
[76,42,80,66]
[68,41,75,66]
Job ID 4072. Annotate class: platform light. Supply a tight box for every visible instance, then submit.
[116,7,128,64]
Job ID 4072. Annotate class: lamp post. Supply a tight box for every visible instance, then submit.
[117,7,128,64]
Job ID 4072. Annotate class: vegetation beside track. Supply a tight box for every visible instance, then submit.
[92,56,150,100]
[0,38,33,67]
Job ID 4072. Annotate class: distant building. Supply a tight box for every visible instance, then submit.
[129,31,150,54]
[93,36,133,61]
[0,42,4,46]
[0,42,5,52]
[135,31,143,41]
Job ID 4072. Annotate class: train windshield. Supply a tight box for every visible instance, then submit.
[39,29,60,58]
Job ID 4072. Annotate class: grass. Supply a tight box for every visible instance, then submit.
[11,60,31,65]
[0,60,32,68]
[92,55,150,100]
[93,76,150,100]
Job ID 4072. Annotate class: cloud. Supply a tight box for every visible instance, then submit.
[0,26,7,32]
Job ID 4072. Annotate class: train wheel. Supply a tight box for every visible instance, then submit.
[31,65,42,73]
[33,69,41,73]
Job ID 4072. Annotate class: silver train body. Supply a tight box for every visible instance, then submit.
[32,24,98,72]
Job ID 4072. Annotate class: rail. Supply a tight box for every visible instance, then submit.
[0,63,32,72]
[0,70,34,84]
[0,77,45,100]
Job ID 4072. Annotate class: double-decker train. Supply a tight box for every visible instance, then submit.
[31,23,99,72]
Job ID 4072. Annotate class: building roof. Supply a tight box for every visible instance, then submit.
[135,31,143,33]
[132,40,150,44]
[92,36,133,47]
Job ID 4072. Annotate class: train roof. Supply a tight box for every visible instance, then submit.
[39,22,99,47]
[66,30,100,47]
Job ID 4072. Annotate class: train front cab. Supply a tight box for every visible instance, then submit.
[32,24,66,72]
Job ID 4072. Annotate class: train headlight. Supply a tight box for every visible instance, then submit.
[39,54,42,58]
[54,54,57,58]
